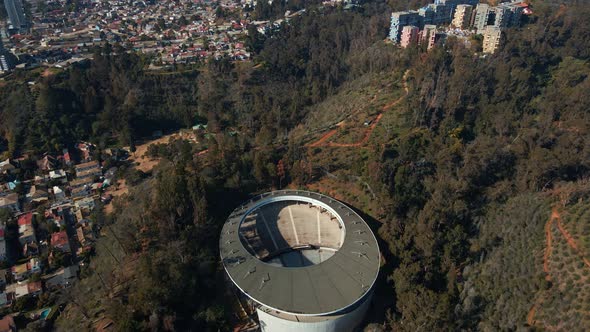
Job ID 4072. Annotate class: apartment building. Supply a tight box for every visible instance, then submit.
[494,1,524,28]
[389,11,422,43]
[400,26,420,48]
[452,4,473,29]
[483,26,502,53]
[390,0,479,43]
[472,3,493,32]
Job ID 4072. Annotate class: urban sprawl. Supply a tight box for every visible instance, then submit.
[0,0,306,73]
[0,0,532,75]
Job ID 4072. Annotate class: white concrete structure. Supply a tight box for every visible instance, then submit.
[220,190,380,332]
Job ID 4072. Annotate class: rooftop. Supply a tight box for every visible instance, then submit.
[0,193,18,207]
[51,231,69,248]
[75,160,99,171]
[220,190,380,316]
[18,212,33,226]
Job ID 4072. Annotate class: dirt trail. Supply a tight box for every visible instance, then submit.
[308,128,339,147]
[555,213,590,268]
[306,70,409,148]
[527,206,590,326]
[527,299,542,326]
[325,113,385,148]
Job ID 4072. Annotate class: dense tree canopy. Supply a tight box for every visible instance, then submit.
[1,0,588,330]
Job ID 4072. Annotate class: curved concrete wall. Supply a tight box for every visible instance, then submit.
[257,292,373,332]
[239,195,347,246]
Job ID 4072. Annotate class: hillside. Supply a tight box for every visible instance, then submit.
[459,194,549,329]
[0,0,588,331]
[529,196,590,330]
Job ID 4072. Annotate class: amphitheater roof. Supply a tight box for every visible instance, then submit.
[219,190,380,316]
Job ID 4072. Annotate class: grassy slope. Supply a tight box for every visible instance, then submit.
[290,70,407,216]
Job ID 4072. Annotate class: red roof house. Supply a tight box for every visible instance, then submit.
[51,231,71,253]
[18,212,33,226]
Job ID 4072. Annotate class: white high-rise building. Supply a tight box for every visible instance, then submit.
[452,4,473,29]
[483,26,502,54]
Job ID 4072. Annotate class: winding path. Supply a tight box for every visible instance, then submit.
[527,206,590,327]
[306,70,409,148]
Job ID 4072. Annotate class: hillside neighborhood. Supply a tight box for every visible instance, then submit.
[0,142,122,328]
[0,0,307,72]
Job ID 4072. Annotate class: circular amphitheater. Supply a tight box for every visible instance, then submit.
[220,190,380,332]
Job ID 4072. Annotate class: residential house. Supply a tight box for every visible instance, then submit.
[76,142,95,161]
[75,197,95,212]
[29,257,42,274]
[14,282,41,298]
[100,193,112,204]
[12,262,28,282]
[51,231,71,253]
[22,241,39,257]
[15,284,29,298]
[62,148,72,166]
[45,208,65,228]
[70,176,94,198]
[17,212,36,246]
[0,315,16,332]
[45,265,79,289]
[37,154,57,171]
[12,257,42,282]
[27,281,42,296]
[0,193,19,213]
[6,180,18,191]
[70,176,94,190]
[49,169,67,182]
[33,175,47,185]
[71,185,92,198]
[0,160,15,174]
[75,160,101,180]
[53,186,66,200]
[26,185,49,204]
